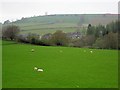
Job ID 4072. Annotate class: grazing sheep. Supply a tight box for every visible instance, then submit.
[37,68,43,72]
[31,49,34,52]
[34,67,38,70]
[90,51,93,53]
[33,66,43,72]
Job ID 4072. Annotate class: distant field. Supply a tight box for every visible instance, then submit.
[14,22,86,35]
[9,22,82,35]
[3,14,117,35]
[20,27,80,35]
[2,41,118,88]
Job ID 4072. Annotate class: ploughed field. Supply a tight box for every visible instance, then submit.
[2,41,118,88]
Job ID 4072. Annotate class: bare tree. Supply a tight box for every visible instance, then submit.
[2,25,20,40]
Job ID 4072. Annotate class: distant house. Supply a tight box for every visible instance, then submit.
[67,32,82,39]
[41,33,52,40]
[16,34,28,43]
[17,34,28,40]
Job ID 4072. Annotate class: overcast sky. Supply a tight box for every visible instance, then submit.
[0,0,119,23]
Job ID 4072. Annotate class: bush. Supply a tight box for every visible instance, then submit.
[51,30,69,46]
[27,33,40,44]
[94,32,118,49]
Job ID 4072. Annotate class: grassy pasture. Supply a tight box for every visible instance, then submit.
[2,41,118,88]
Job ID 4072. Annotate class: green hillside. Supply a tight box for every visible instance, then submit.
[3,14,118,35]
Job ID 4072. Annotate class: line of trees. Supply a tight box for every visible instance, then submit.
[85,21,119,49]
[2,20,120,49]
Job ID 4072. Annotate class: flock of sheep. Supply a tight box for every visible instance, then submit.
[31,48,93,72]
[31,48,93,53]
[84,50,93,53]
[31,49,44,72]
[34,67,43,72]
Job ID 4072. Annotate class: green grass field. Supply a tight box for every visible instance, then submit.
[2,41,118,88]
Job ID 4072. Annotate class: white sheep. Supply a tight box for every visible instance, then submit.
[37,68,43,72]
[34,67,38,70]
[31,49,35,52]
[90,50,93,53]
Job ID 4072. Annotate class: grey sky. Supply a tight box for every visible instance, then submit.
[0,0,119,22]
